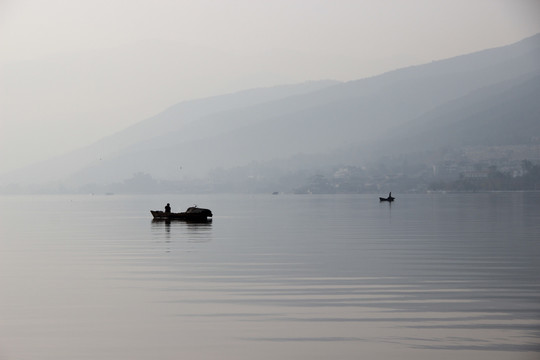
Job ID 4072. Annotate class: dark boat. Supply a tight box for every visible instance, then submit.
[151,206,213,222]
[379,192,395,202]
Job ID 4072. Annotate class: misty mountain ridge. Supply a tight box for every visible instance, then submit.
[0,80,339,185]
[2,33,540,192]
[375,71,540,154]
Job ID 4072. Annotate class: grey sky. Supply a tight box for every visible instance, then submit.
[1,0,539,174]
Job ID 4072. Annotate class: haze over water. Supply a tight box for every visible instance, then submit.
[0,192,539,359]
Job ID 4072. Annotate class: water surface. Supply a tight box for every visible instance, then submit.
[0,193,539,359]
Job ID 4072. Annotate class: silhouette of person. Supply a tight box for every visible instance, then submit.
[165,203,171,214]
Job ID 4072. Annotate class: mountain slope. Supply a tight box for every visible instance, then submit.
[387,72,540,151]
[0,80,339,185]
[66,34,540,185]
[3,33,540,190]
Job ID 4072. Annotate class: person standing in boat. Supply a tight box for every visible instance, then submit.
[165,203,171,215]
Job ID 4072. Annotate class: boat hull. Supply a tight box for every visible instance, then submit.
[150,207,213,222]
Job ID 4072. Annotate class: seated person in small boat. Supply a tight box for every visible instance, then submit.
[165,203,171,214]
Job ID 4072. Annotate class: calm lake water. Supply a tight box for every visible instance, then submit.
[0,193,539,359]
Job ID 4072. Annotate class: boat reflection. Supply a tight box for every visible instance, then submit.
[151,218,213,244]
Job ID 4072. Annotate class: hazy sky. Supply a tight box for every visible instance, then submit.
[1,0,539,174]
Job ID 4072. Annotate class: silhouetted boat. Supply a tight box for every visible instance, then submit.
[151,206,213,222]
[379,192,395,202]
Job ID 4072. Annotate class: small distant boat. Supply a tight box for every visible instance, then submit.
[379,192,395,202]
[151,206,213,222]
